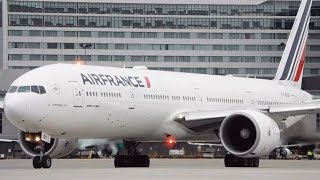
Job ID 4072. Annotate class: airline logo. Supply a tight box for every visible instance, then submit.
[80,73,151,88]
[274,0,312,82]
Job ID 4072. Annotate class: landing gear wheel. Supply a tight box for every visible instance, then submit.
[32,156,52,169]
[33,156,42,169]
[114,140,150,168]
[224,154,259,167]
[114,155,150,167]
[42,156,52,169]
[253,158,259,167]
[224,154,234,167]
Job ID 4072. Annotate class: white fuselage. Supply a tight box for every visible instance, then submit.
[4,64,312,142]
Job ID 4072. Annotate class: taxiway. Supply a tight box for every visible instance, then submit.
[0,159,319,180]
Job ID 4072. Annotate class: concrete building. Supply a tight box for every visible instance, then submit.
[0,0,319,78]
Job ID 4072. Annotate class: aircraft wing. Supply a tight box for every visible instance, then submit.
[268,100,320,116]
[0,101,3,112]
[175,100,320,133]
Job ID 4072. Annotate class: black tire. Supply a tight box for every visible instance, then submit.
[42,156,52,169]
[253,158,259,167]
[247,158,253,167]
[33,156,42,169]
[224,154,234,167]
[140,155,150,167]
[114,155,125,168]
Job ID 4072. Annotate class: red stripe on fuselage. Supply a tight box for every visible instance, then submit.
[144,77,151,88]
[293,45,306,82]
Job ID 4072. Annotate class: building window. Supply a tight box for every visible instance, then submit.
[98,32,111,37]
[114,56,125,61]
[9,30,22,36]
[145,32,157,38]
[64,43,74,49]
[44,31,57,37]
[46,55,58,61]
[96,43,108,49]
[98,55,111,61]
[9,54,23,60]
[79,31,91,37]
[29,30,42,36]
[47,43,58,49]
[64,55,76,61]
[29,54,42,60]
[64,31,77,37]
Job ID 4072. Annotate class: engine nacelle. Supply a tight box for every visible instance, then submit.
[280,148,292,158]
[220,110,280,157]
[18,131,77,158]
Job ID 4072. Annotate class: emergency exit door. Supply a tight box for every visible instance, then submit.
[69,81,82,107]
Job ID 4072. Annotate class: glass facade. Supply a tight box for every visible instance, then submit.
[4,0,320,77]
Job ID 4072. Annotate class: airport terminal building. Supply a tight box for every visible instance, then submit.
[0,0,319,78]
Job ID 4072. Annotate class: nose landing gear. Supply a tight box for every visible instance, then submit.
[114,140,150,168]
[32,142,52,169]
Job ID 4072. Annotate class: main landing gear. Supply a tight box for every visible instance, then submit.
[114,140,150,168]
[32,142,52,169]
[224,154,259,167]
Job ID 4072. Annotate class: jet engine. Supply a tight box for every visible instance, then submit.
[220,110,280,157]
[18,131,77,158]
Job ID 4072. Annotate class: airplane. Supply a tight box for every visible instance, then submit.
[0,0,317,169]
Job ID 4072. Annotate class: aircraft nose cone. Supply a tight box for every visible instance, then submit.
[4,95,27,127]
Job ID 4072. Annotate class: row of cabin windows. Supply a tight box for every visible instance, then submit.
[144,94,170,100]
[257,100,287,106]
[144,94,197,102]
[183,96,196,101]
[86,91,121,98]
[207,97,244,104]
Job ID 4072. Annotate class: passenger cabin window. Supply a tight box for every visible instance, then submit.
[8,86,18,93]
[18,86,30,93]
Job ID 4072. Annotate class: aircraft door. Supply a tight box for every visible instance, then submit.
[194,88,203,111]
[69,81,83,107]
[129,88,135,109]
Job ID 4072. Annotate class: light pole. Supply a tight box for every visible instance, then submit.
[79,43,92,64]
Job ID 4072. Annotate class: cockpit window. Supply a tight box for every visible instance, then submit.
[8,86,18,93]
[39,86,46,94]
[18,86,30,93]
[31,86,40,94]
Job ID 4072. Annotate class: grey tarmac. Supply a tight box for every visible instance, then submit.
[0,159,319,180]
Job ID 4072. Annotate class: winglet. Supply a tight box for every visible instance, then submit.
[274,0,312,88]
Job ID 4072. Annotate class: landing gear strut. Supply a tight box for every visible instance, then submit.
[32,142,52,169]
[224,154,259,167]
[114,140,150,168]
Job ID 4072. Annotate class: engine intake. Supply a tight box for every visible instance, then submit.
[19,131,77,158]
[220,110,280,157]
